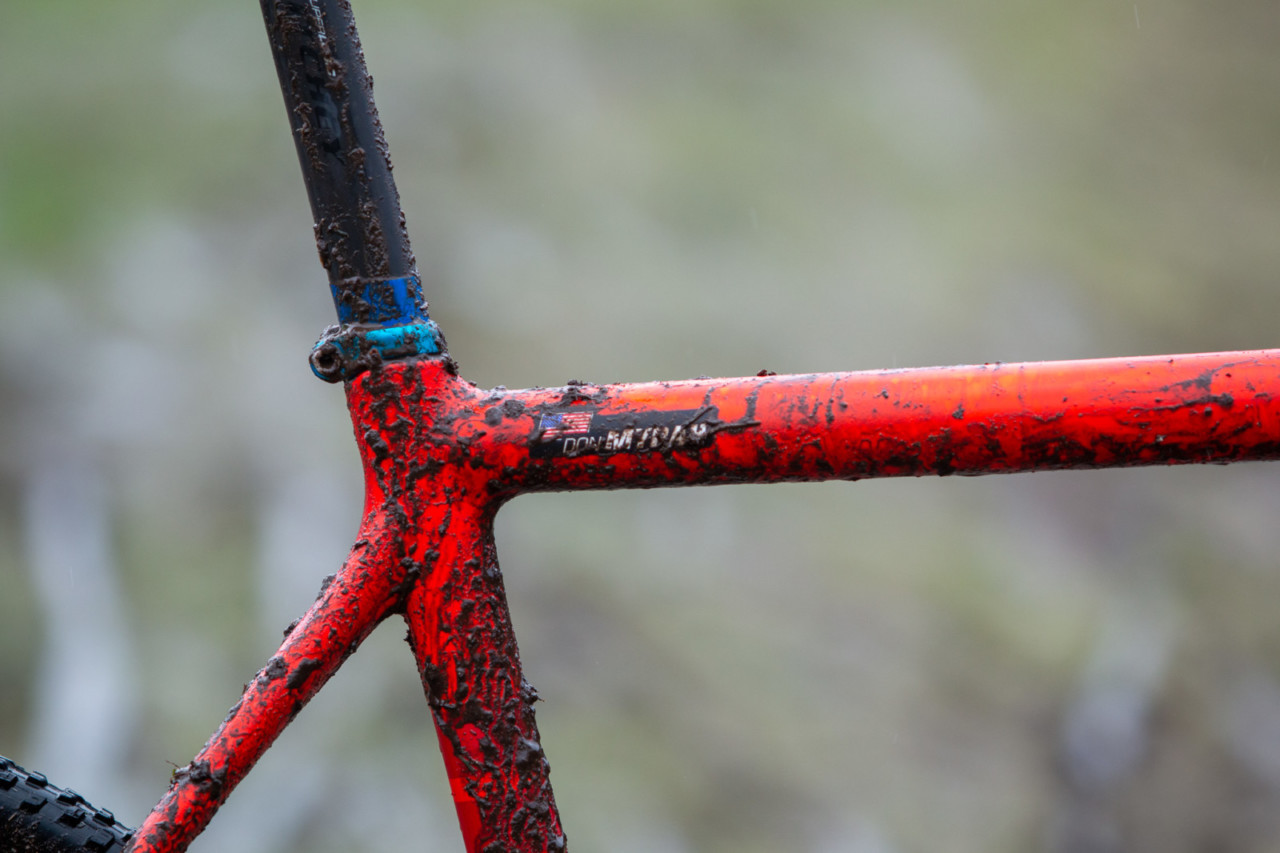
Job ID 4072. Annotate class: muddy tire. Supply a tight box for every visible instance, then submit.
[0,756,134,852]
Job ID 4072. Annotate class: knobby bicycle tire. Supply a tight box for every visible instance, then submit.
[0,757,133,852]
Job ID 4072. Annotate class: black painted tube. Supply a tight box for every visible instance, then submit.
[261,0,416,289]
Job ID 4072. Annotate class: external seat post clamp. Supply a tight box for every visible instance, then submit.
[310,273,448,382]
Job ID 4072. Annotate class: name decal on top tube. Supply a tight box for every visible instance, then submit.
[530,408,719,459]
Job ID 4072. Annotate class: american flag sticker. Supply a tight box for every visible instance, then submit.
[538,411,593,440]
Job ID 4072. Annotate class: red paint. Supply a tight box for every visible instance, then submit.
[126,522,408,851]
[128,348,1280,852]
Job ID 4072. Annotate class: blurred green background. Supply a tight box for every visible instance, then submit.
[4,1,1280,851]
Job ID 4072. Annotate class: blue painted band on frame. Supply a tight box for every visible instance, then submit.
[330,274,429,327]
[310,320,445,381]
[362,323,443,357]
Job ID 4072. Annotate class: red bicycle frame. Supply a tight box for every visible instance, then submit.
[122,2,1280,851]
[128,349,1280,852]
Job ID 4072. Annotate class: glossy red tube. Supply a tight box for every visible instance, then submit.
[128,348,1280,853]
[127,519,413,852]
[370,349,1280,497]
